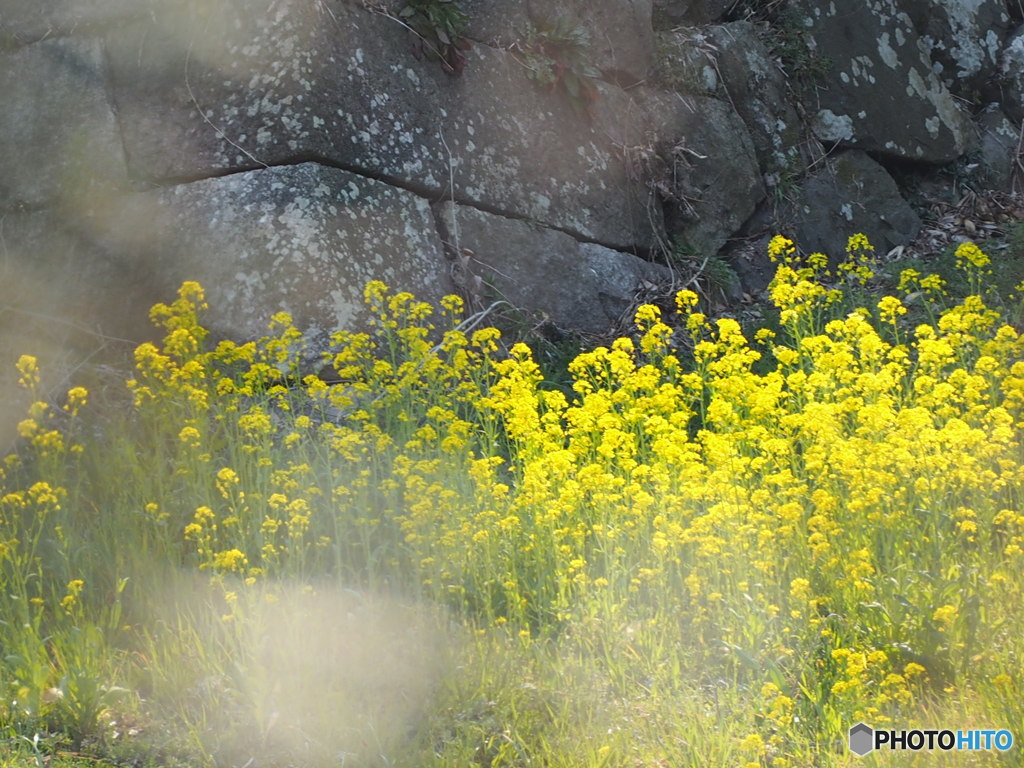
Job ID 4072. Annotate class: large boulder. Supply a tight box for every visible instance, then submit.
[642,91,765,256]
[437,203,670,334]
[795,151,921,259]
[0,38,127,210]
[97,163,454,345]
[791,0,971,163]
[105,0,661,251]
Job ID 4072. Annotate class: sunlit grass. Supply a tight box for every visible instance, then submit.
[1,235,1023,766]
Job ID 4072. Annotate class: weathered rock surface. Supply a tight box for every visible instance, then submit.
[106,0,659,250]
[443,52,661,250]
[652,0,731,28]
[0,204,159,441]
[792,0,971,163]
[2,0,1023,393]
[642,90,765,255]
[0,0,151,46]
[971,106,1021,193]
[654,28,720,94]
[100,163,454,344]
[0,38,127,209]
[438,203,670,333]
[526,0,654,83]
[437,0,653,81]
[1000,24,1024,124]
[705,21,808,181]
[458,0,531,45]
[0,208,156,342]
[795,151,921,259]
[901,0,1010,96]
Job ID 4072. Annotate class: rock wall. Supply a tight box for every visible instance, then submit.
[0,0,1022,403]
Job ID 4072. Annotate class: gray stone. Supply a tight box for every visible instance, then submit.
[795,151,921,260]
[792,0,971,163]
[0,206,158,443]
[0,38,127,209]
[459,0,532,45]
[526,0,654,84]
[642,90,765,256]
[438,203,670,333]
[705,22,807,181]
[726,234,776,298]
[969,105,1021,193]
[654,28,720,94]
[446,52,663,250]
[99,163,454,345]
[900,0,1010,96]
[0,0,151,46]
[652,0,731,28]
[105,0,661,251]
[0,207,156,346]
[1000,25,1024,124]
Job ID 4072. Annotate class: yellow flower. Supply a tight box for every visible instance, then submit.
[66,386,88,416]
[898,268,921,291]
[932,604,957,629]
[60,579,85,611]
[920,273,946,294]
[739,732,764,755]
[675,289,700,312]
[789,577,811,601]
[213,548,248,572]
[846,232,874,254]
[903,662,926,678]
[955,241,990,269]
[16,354,40,389]
[877,295,907,323]
[767,235,796,262]
[216,467,240,498]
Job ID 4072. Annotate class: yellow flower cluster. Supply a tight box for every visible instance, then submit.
[5,233,1020,759]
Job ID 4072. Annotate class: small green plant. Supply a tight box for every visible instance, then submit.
[399,0,471,76]
[653,30,719,95]
[515,18,601,117]
[767,163,804,210]
[670,239,741,304]
[726,3,831,93]
[770,8,832,91]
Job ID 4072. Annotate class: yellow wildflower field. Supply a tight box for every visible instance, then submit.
[1,236,1021,766]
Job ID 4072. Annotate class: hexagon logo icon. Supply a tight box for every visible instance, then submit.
[849,722,874,756]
